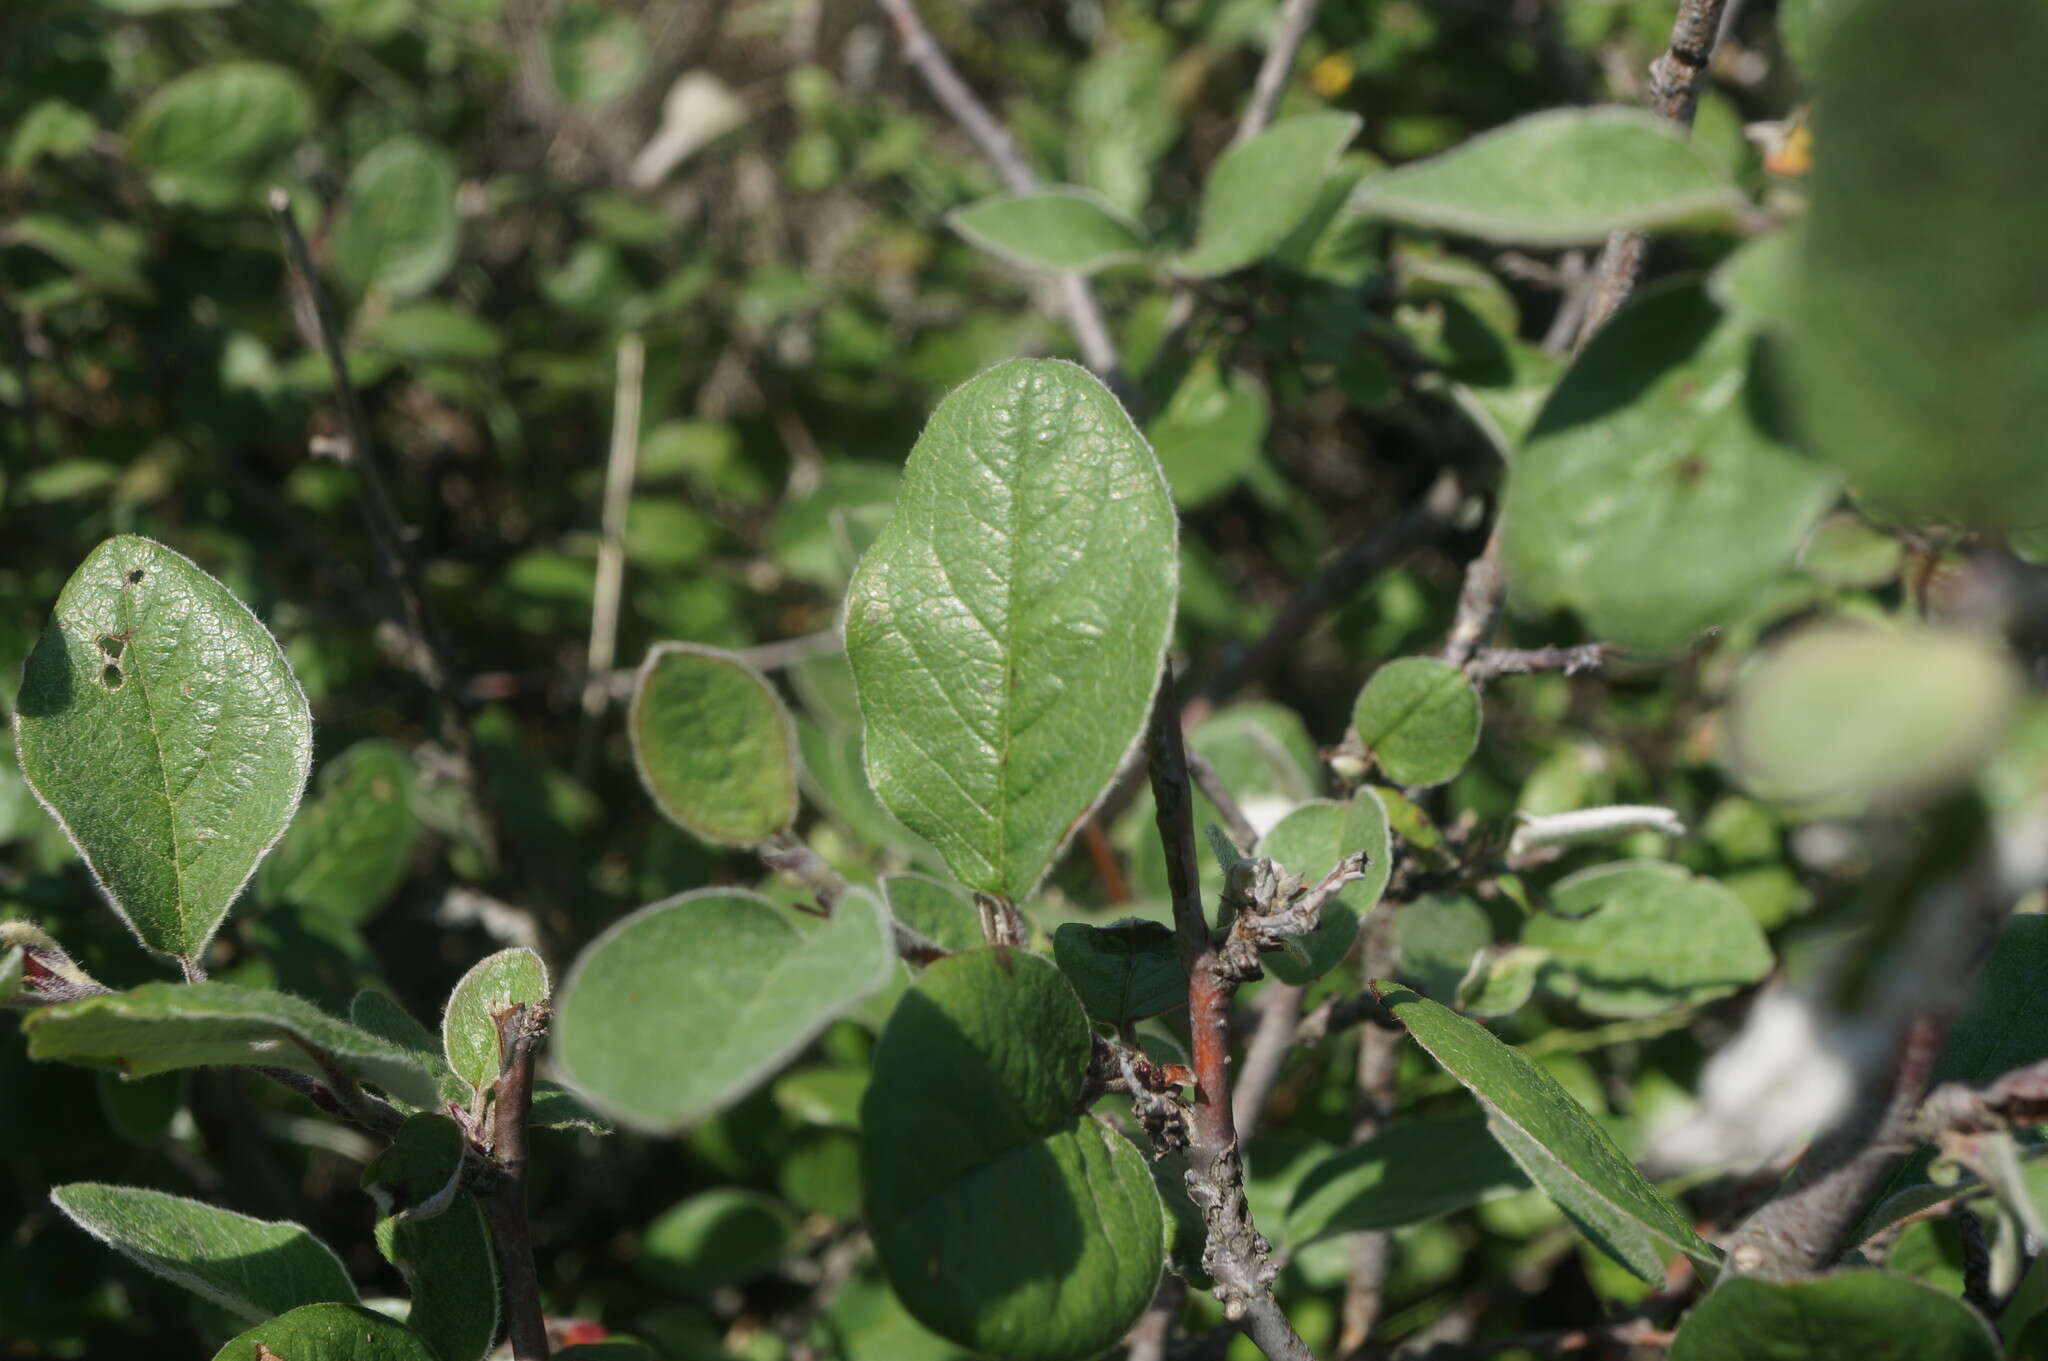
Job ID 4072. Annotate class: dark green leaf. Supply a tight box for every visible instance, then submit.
[640,1189,800,1293]
[1667,1270,1998,1361]
[1286,1114,1527,1243]
[126,63,311,208]
[211,1303,439,1361]
[1051,918,1184,1024]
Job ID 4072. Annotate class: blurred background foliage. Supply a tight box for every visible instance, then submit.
[0,0,2006,1357]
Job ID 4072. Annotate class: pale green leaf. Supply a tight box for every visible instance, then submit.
[553,887,895,1133]
[1176,112,1361,276]
[844,359,1176,902]
[1381,985,1718,1282]
[880,874,982,955]
[1351,108,1744,246]
[332,135,461,298]
[1527,861,1772,1018]
[1500,283,1840,653]
[1394,892,1492,1002]
[25,981,441,1108]
[1783,0,2048,530]
[950,188,1149,274]
[258,740,417,924]
[629,644,799,846]
[864,949,1164,1361]
[1256,794,1392,983]
[1668,1270,1998,1361]
[14,536,312,960]
[52,1182,356,1321]
[1051,918,1184,1024]
[640,1189,800,1293]
[1723,622,2019,813]
[126,63,312,209]
[1144,359,1269,507]
[546,4,646,105]
[441,947,549,1095]
[1285,1114,1527,1244]
[1798,512,1902,589]
[212,1303,440,1361]
[1457,945,1549,1017]
[1352,657,1481,788]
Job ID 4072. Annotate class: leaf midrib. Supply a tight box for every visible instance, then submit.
[119,578,190,951]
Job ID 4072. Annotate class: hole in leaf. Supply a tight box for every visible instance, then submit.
[125,569,145,585]
[97,635,125,660]
[100,665,124,690]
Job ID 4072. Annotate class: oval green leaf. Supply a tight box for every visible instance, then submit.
[1176,112,1362,276]
[332,135,461,298]
[1378,984,1717,1283]
[258,739,417,924]
[441,946,549,1096]
[52,1182,357,1321]
[14,536,313,961]
[1285,1114,1528,1244]
[1500,283,1840,653]
[880,873,983,955]
[1352,657,1481,789]
[640,1188,801,1293]
[1723,622,2020,814]
[1783,0,2048,530]
[546,4,646,105]
[25,981,440,1108]
[1256,793,1392,983]
[949,188,1149,275]
[126,63,312,209]
[1351,107,1744,246]
[629,643,799,847]
[212,1303,440,1361]
[1668,1270,1999,1361]
[1526,861,1771,1018]
[1144,358,1270,508]
[863,949,1164,1361]
[1051,918,1184,1024]
[844,359,1177,902]
[553,887,894,1133]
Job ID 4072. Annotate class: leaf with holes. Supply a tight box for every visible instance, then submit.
[1176,112,1362,276]
[844,360,1176,902]
[864,949,1164,1361]
[212,1303,440,1361]
[1351,108,1744,246]
[553,888,895,1133]
[950,188,1149,274]
[1379,985,1718,1283]
[630,644,799,847]
[13,536,312,961]
[257,739,416,924]
[1352,658,1481,788]
[441,947,549,1096]
[25,981,440,1107]
[51,1183,357,1322]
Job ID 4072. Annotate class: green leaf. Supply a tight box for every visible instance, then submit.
[1285,1114,1528,1244]
[1526,861,1771,1018]
[9,214,153,299]
[640,1189,800,1293]
[1667,1270,1998,1361]
[864,949,1164,1361]
[0,946,22,1003]
[1176,112,1362,276]
[1782,0,2048,530]
[441,947,549,1095]
[14,536,313,961]
[1351,108,1744,246]
[212,1303,440,1361]
[1051,918,1184,1024]
[1352,657,1481,788]
[546,4,647,105]
[25,981,441,1108]
[949,188,1149,274]
[362,303,502,362]
[258,739,417,924]
[1500,283,1840,653]
[1797,513,1903,589]
[362,1115,497,1361]
[629,644,799,847]
[528,1081,613,1135]
[881,874,983,955]
[51,1182,357,1321]
[773,1066,867,1128]
[350,989,466,1109]
[1457,945,1549,1018]
[844,360,1177,902]
[332,135,460,298]
[1379,985,1717,1283]
[1144,359,1270,507]
[554,887,895,1133]
[1723,622,2019,813]
[1394,892,1492,1001]
[126,63,312,209]
[97,1070,186,1143]
[1255,794,1392,983]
